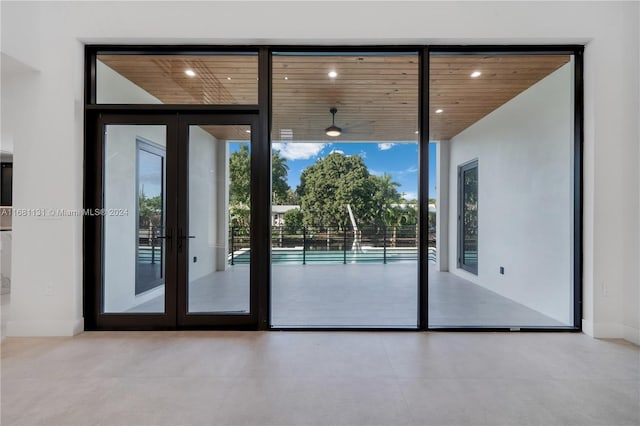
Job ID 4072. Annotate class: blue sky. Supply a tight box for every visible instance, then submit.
[231,141,437,200]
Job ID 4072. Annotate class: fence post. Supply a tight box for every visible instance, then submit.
[383,225,387,265]
[151,226,156,265]
[231,226,235,266]
[302,227,306,265]
[343,229,347,264]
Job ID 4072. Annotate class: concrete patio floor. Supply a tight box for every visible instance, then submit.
[131,264,567,328]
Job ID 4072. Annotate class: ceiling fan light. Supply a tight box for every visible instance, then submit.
[325,125,342,137]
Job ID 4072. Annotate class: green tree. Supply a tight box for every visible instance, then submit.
[283,209,304,234]
[229,144,251,205]
[229,204,250,233]
[283,189,301,205]
[228,144,291,205]
[297,152,375,230]
[138,190,162,228]
[370,173,402,226]
[271,150,290,204]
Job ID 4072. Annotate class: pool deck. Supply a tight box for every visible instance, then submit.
[131,264,567,328]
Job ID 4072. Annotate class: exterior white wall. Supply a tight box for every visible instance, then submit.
[96,60,161,104]
[435,141,449,272]
[103,125,166,312]
[215,142,229,271]
[188,126,219,282]
[0,1,638,340]
[448,63,574,325]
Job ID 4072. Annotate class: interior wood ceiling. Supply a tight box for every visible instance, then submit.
[99,53,570,142]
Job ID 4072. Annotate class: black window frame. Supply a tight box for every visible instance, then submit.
[84,44,583,332]
[457,159,479,275]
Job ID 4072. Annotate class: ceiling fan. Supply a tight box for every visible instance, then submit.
[325,108,342,137]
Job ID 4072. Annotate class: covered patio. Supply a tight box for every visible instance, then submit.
[131,264,566,328]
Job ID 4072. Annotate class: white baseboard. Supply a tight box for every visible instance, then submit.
[7,317,84,337]
[623,325,640,346]
[592,322,624,338]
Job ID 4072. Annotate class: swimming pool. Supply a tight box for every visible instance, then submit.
[230,247,431,265]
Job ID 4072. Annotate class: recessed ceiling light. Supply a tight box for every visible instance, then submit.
[284,76,289,80]
[415,131,419,134]
[435,109,444,114]
[328,70,338,78]
[227,77,232,80]
[470,71,482,78]
[185,69,196,77]
[245,129,251,133]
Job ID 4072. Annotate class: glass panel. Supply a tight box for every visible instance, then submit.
[96,53,258,104]
[187,125,251,314]
[428,53,575,328]
[270,52,419,328]
[103,125,166,313]
[460,161,478,274]
[1,163,12,206]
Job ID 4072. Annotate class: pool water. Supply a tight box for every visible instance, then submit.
[231,248,425,265]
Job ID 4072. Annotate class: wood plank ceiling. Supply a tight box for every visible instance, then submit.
[99,53,570,142]
[430,55,570,140]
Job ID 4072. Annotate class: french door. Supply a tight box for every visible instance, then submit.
[92,113,259,329]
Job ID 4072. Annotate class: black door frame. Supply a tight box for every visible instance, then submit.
[176,113,262,329]
[85,111,265,330]
[84,45,583,332]
[87,113,179,330]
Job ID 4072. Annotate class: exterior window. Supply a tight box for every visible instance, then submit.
[458,160,478,274]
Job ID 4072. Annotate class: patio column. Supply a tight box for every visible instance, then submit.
[436,140,450,272]
[215,142,230,271]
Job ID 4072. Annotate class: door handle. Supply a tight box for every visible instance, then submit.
[177,229,195,252]
[155,229,172,250]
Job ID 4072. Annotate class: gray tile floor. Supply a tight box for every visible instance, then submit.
[2,331,639,425]
[133,264,567,327]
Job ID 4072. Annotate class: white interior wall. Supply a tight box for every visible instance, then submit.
[188,126,219,282]
[0,1,638,341]
[448,63,573,325]
[625,5,640,344]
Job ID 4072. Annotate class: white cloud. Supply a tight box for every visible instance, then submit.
[402,191,418,201]
[393,165,419,177]
[273,143,327,160]
[378,143,395,151]
[329,149,345,155]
